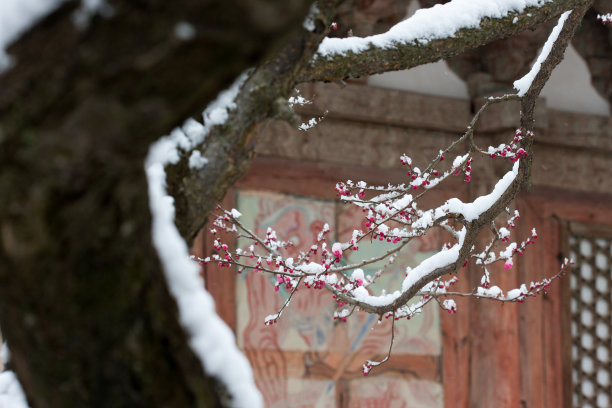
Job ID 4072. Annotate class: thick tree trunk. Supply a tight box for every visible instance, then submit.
[0,1,310,406]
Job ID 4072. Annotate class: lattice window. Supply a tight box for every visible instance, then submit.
[570,234,612,408]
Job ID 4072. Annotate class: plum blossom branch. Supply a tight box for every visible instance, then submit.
[201,1,592,376]
[422,257,573,304]
[207,2,585,316]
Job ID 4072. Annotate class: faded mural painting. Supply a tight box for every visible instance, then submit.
[235,190,443,407]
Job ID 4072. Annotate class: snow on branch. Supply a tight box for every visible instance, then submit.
[203,2,591,376]
[516,4,590,111]
[0,0,66,72]
[300,0,589,82]
[146,71,250,170]
[317,0,558,58]
[170,0,589,243]
[145,74,262,407]
[0,0,114,72]
[0,370,29,408]
[0,343,29,408]
[514,10,571,96]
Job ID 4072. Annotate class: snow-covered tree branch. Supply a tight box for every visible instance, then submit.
[300,0,589,82]
[197,2,591,377]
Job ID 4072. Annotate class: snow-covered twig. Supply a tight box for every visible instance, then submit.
[298,110,328,131]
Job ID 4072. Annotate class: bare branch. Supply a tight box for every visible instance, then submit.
[362,315,396,376]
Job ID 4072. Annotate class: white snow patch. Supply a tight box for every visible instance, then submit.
[402,232,463,292]
[445,162,519,222]
[298,113,327,131]
[513,10,571,96]
[264,313,281,324]
[0,0,66,72]
[0,342,29,408]
[72,0,114,29]
[499,242,517,259]
[499,227,510,239]
[147,72,249,169]
[331,242,343,254]
[285,258,294,268]
[443,299,456,310]
[392,194,413,210]
[318,0,554,58]
[0,371,29,408]
[145,73,261,406]
[452,153,469,169]
[351,269,365,282]
[191,70,249,149]
[287,95,311,107]
[477,285,503,298]
[297,262,326,275]
[506,284,527,300]
[146,162,261,407]
[302,3,319,32]
[182,118,207,147]
[188,150,208,169]
[326,274,338,285]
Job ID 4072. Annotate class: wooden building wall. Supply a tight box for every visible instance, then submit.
[196,82,612,407]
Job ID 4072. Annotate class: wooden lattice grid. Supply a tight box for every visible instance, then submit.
[570,234,612,408]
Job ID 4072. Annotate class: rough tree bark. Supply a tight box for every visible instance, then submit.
[0,0,592,406]
[0,0,312,406]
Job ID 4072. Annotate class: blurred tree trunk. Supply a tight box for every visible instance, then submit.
[0,1,311,406]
